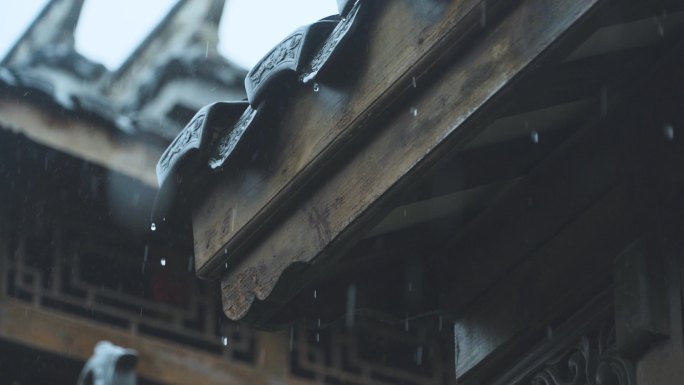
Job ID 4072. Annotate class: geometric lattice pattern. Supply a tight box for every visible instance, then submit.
[0,217,454,385]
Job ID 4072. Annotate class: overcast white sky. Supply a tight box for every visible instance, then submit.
[0,0,337,70]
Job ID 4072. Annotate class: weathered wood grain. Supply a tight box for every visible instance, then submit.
[216,0,602,322]
[193,0,492,276]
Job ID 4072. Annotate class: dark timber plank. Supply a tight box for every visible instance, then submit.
[193,0,504,276]
[215,0,603,322]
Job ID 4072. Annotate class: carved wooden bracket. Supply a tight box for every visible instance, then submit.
[530,328,635,385]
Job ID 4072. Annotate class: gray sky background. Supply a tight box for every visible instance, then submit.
[0,0,337,70]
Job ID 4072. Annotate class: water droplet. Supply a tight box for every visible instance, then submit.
[411,76,417,88]
[415,346,423,366]
[656,18,665,37]
[345,284,356,329]
[600,86,608,116]
[410,107,418,117]
[313,83,320,92]
[480,2,487,28]
[160,258,166,267]
[531,131,540,144]
[664,124,674,141]
[289,327,294,351]
[222,336,228,346]
[150,223,156,231]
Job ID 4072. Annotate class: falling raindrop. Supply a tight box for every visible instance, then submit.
[405,314,410,332]
[480,1,487,28]
[664,124,674,141]
[313,82,320,92]
[412,76,417,88]
[408,282,413,292]
[345,284,356,328]
[160,258,166,267]
[410,107,418,117]
[187,255,193,272]
[600,86,608,116]
[316,332,320,343]
[531,131,540,144]
[222,336,229,346]
[205,42,209,58]
[546,325,553,340]
[224,248,228,255]
[317,318,321,327]
[438,316,443,332]
[656,17,665,37]
[415,346,423,366]
[150,222,156,231]
[313,289,317,299]
[289,327,294,351]
[142,245,149,274]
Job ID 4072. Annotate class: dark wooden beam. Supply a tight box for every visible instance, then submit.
[0,95,163,187]
[192,0,513,276]
[210,0,604,324]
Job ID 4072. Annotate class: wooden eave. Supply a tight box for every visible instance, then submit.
[188,0,684,327]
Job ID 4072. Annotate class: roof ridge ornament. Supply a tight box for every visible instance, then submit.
[153,101,249,225]
[244,19,339,105]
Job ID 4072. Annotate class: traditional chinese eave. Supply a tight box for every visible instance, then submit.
[155,0,684,330]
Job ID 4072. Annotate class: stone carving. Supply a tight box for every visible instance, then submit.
[301,0,363,83]
[77,341,138,385]
[209,106,259,169]
[245,20,338,105]
[530,326,634,385]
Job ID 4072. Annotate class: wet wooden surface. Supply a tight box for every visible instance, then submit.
[202,0,602,322]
